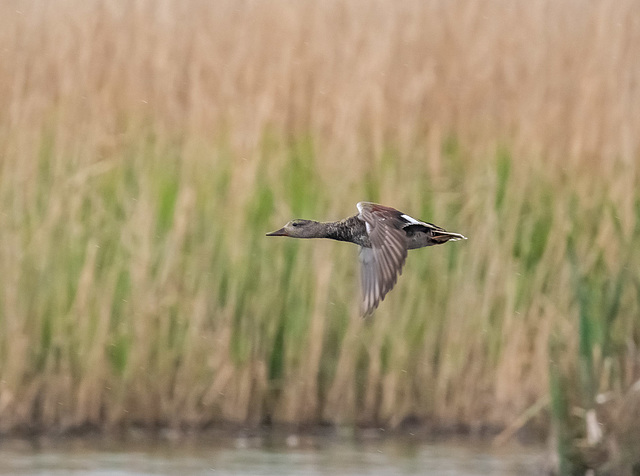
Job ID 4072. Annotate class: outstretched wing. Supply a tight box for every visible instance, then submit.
[357,202,409,316]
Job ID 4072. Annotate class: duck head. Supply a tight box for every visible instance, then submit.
[266,219,322,238]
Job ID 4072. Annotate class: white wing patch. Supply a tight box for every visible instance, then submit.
[400,214,424,225]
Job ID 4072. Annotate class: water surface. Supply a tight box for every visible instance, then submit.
[0,435,545,475]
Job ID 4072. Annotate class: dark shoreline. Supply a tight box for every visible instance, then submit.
[0,419,548,450]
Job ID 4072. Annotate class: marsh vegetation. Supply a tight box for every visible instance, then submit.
[1,3,639,470]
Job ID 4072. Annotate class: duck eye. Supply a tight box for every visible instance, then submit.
[292,221,300,227]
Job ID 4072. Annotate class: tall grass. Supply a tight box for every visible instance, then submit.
[0,0,639,438]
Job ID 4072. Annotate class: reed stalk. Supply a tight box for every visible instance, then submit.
[0,1,638,444]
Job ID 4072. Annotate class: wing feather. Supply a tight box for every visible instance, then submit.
[357,202,409,315]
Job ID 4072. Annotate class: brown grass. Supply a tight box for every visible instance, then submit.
[0,0,638,435]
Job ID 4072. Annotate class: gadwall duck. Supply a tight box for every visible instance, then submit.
[267,202,466,315]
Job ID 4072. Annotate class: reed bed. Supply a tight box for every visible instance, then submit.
[0,0,639,441]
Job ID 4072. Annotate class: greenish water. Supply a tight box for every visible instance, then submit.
[0,437,544,475]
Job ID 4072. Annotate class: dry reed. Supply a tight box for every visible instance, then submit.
[0,0,638,435]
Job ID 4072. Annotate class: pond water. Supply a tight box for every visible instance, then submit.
[0,434,546,475]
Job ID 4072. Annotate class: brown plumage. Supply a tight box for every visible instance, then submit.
[267,202,466,315]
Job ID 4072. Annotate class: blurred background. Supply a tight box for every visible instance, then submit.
[1,0,640,473]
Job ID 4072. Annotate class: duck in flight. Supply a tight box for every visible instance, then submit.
[266,202,466,316]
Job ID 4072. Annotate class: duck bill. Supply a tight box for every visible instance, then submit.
[266,227,288,237]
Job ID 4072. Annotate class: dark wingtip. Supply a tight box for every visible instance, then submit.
[361,308,376,319]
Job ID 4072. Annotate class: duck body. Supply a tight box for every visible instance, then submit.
[267,202,466,315]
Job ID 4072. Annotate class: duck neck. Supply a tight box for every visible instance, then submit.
[321,215,368,246]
